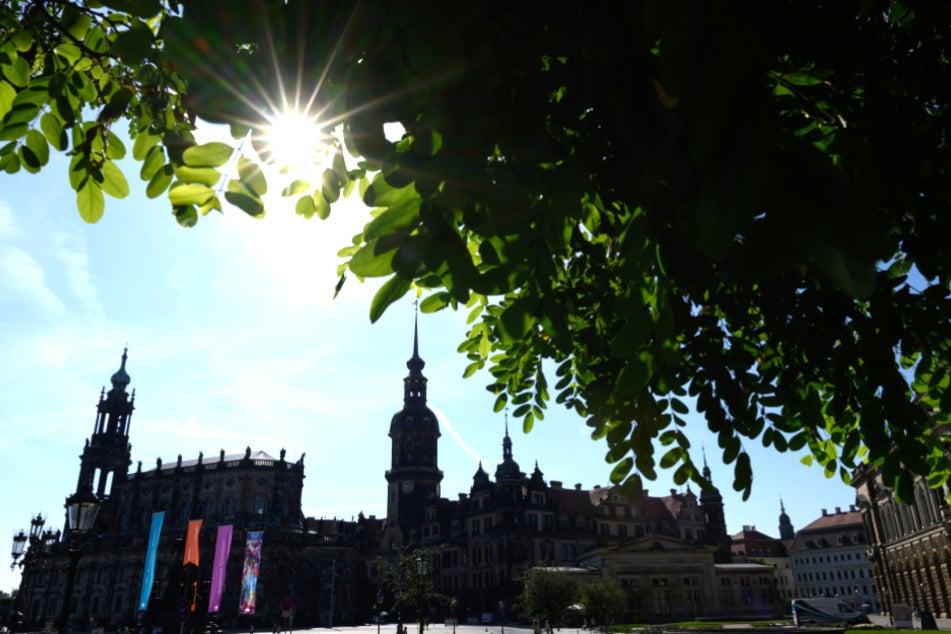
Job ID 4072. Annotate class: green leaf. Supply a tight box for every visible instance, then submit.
[110,27,155,64]
[66,13,92,40]
[224,190,265,217]
[132,132,161,161]
[54,44,83,65]
[670,398,689,415]
[282,179,311,197]
[174,204,198,227]
[295,194,316,218]
[106,135,126,160]
[0,80,16,121]
[10,31,34,53]
[18,144,40,171]
[174,165,221,187]
[76,180,105,223]
[1,56,30,88]
[140,145,165,180]
[145,163,173,198]
[370,274,413,323]
[610,311,653,358]
[349,237,401,277]
[169,183,215,206]
[237,155,267,196]
[313,190,331,220]
[40,112,67,151]
[420,293,451,313]
[615,351,654,395]
[322,166,342,203]
[24,129,49,167]
[364,199,421,241]
[0,123,30,144]
[99,0,163,18]
[498,296,538,344]
[182,142,234,168]
[609,457,633,484]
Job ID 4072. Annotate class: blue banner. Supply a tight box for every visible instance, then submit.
[138,511,165,611]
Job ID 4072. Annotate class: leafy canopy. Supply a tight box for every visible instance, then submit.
[515,568,579,625]
[2,0,950,501]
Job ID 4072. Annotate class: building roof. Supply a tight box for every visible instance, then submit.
[798,507,863,532]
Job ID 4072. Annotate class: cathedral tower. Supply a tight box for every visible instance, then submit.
[699,452,731,562]
[778,498,795,540]
[384,315,443,545]
[77,349,134,500]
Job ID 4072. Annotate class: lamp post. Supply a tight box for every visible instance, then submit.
[375,592,384,634]
[56,487,101,634]
[415,555,428,634]
[11,529,27,570]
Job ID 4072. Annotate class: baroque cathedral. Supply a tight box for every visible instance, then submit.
[15,326,753,633]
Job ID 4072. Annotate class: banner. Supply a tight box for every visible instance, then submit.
[239,531,263,614]
[183,519,203,566]
[137,511,165,611]
[208,524,233,613]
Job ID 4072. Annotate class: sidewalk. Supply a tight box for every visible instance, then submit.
[868,613,951,629]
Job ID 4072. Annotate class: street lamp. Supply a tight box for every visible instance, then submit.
[56,487,101,634]
[376,592,384,634]
[11,530,27,570]
[415,555,428,634]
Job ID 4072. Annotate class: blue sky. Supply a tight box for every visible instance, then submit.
[0,133,859,594]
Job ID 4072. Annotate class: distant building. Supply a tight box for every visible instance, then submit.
[852,463,951,617]
[16,326,771,630]
[15,350,368,634]
[787,505,879,611]
[731,522,793,605]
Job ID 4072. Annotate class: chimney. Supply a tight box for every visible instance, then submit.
[835,506,842,514]
[671,489,677,496]
[822,509,828,516]
[551,481,563,490]
[575,483,582,490]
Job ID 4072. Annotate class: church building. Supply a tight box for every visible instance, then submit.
[15,323,758,630]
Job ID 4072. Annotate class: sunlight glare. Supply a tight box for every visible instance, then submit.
[260,109,333,174]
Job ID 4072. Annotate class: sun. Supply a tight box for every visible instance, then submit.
[258,108,334,174]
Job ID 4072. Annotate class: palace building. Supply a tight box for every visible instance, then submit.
[15,326,765,630]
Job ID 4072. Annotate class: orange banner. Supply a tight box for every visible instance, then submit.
[183,519,203,566]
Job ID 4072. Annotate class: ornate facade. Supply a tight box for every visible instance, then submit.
[17,327,750,630]
[15,351,368,634]
[853,463,951,617]
[372,325,739,620]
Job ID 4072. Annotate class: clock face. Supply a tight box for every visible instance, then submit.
[401,482,414,494]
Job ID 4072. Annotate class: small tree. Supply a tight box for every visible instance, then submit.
[516,568,579,629]
[377,547,447,634]
[580,578,627,632]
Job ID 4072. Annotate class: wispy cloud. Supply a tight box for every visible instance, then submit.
[51,230,103,321]
[431,404,487,466]
[0,202,20,238]
[0,247,68,318]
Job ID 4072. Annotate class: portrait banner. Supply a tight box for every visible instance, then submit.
[137,511,165,611]
[239,531,263,614]
[208,524,233,613]
[183,519,203,566]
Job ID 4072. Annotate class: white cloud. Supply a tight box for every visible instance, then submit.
[0,247,67,318]
[0,202,19,238]
[51,230,103,320]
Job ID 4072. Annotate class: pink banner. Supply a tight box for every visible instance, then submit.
[239,531,263,614]
[207,525,233,613]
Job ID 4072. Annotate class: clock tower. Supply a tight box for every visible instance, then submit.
[383,314,443,546]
